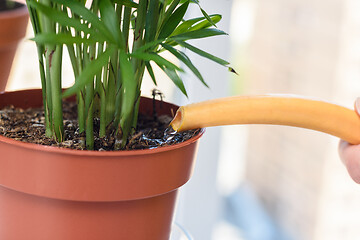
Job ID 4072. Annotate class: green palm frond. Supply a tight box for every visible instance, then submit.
[26,0,233,149]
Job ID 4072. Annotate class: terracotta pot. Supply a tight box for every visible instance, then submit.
[0,89,203,240]
[0,1,29,91]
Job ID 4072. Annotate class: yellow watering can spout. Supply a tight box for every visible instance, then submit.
[170,95,360,145]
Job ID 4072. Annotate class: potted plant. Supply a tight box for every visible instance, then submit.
[0,0,29,91]
[0,0,232,239]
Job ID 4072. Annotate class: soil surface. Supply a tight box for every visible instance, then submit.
[0,1,23,12]
[0,102,200,151]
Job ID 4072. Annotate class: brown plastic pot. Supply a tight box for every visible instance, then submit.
[0,1,29,91]
[0,89,203,240]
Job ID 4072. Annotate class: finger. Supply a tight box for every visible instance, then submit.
[355,97,360,116]
[338,140,360,184]
[338,140,350,165]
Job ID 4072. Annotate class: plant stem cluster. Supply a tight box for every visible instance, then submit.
[26,0,231,150]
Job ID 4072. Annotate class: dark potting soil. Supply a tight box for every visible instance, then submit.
[0,102,200,151]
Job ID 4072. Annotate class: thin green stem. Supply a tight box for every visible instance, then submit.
[67,42,79,78]
[131,62,146,132]
[84,45,95,150]
[40,0,56,138]
[49,45,64,141]
[86,100,94,149]
[77,92,85,134]
[26,1,53,137]
[132,0,147,58]
[94,43,107,138]
[114,66,122,130]
[75,31,85,140]
[44,47,54,137]
[122,6,131,52]
[99,86,107,138]
[76,44,85,141]
[98,82,107,138]
[131,90,141,131]
[105,51,117,127]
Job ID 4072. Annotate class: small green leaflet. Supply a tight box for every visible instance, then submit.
[31,33,98,45]
[112,0,138,8]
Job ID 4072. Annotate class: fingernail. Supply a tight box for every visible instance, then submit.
[355,97,360,115]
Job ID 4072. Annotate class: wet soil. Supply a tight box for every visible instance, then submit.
[0,102,200,151]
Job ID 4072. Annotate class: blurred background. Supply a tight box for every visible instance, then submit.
[6,0,360,239]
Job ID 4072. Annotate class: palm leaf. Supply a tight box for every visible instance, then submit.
[131,52,183,72]
[111,0,138,8]
[99,0,124,47]
[161,43,208,87]
[188,14,222,31]
[27,1,104,40]
[158,0,189,39]
[175,40,229,66]
[158,65,188,97]
[50,0,116,43]
[171,14,222,36]
[170,28,227,41]
[145,61,157,85]
[32,33,98,45]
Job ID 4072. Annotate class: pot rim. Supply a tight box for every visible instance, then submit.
[0,1,28,20]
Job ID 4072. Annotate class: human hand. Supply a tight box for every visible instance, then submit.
[338,98,360,183]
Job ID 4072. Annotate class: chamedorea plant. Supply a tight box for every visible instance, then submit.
[26,0,233,150]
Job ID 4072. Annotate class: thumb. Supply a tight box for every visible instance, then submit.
[339,140,360,184]
[355,97,360,116]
